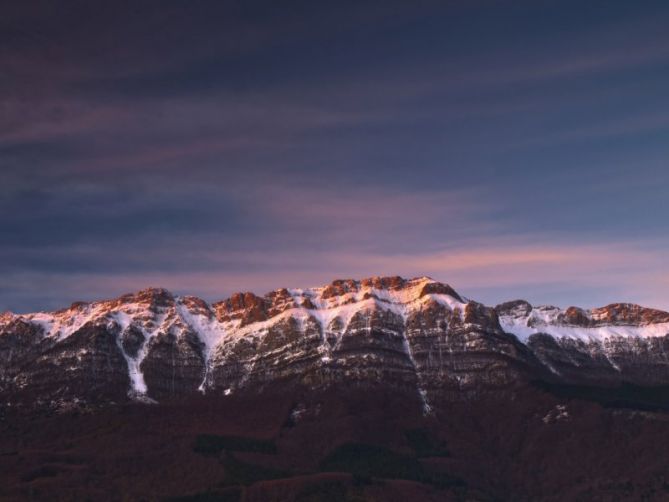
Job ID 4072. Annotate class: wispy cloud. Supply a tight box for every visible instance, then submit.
[2,1,669,313]
[3,232,667,313]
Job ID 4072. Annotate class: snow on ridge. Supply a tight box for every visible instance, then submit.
[24,297,175,397]
[216,280,469,366]
[174,298,227,392]
[110,311,148,395]
[6,278,469,397]
[22,302,112,340]
[288,276,465,316]
[2,280,469,400]
[0,311,15,324]
[233,288,468,338]
[500,307,669,344]
[10,277,468,346]
[109,305,171,397]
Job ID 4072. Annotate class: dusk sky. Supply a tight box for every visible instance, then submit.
[2,0,669,313]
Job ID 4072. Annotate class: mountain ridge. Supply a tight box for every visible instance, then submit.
[2,275,669,412]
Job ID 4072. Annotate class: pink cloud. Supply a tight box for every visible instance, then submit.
[6,238,667,313]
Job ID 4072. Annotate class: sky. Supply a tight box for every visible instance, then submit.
[2,0,669,313]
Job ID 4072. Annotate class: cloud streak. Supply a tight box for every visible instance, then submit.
[3,237,667,313]
[2,1,669,312]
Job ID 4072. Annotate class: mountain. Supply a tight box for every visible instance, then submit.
[2,275,669,412]
[4,276,669,500]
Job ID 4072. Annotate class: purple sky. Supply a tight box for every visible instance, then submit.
[2,0,669,312]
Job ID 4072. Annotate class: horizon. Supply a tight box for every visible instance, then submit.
[4,274,667,316]
[3,1,669,312]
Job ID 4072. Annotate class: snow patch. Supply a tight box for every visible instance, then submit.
[175,299,227,392]
[542,404,569,424]
[500,310,669,344]
[110,312,149,395]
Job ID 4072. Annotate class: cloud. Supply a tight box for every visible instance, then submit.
[2,232,667,313]
[0,181,493,266]
[2,1,669,313]
[1,171,667,313]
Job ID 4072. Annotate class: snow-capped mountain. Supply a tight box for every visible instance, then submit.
[2,276,669,410]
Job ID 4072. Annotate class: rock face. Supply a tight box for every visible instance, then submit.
[2,276,669,410]
[497,299,669,386]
